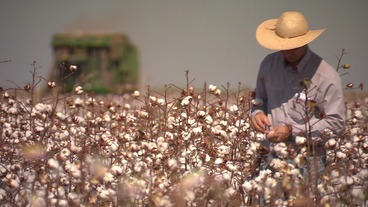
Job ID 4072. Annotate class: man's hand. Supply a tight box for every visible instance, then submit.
[251,112,272,132]
[266,125,292,143]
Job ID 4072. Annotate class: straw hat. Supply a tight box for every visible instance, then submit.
[256,11,325,50]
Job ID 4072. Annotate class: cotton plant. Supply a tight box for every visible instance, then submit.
[1,67,368,206]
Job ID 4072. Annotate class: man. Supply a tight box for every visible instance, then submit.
[251,12,345,167]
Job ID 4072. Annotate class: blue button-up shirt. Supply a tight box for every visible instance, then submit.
[252,46,345,143]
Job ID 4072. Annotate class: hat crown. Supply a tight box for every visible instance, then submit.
[276,11,309,38]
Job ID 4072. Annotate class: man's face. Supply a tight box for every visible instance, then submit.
[280,45,308,64]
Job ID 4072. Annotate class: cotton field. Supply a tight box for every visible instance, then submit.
[0,69,367,206]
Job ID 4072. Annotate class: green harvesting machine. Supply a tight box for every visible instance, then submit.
[49,32,139,93]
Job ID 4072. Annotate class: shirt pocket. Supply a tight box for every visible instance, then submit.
[286,97,312,125]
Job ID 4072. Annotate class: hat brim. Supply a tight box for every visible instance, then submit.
[256,19,325,50]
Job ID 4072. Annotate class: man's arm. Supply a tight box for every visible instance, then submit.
[251,57,272,132]
[290,72,345,142]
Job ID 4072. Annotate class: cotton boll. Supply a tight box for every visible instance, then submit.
[59,148,70,160]
[132,90,140,97]
[339,176,354,186]
[322,128,334,136]
[109,142,119,153]
[204,154,211,163]
[212,126,227,139]
[274,143,288,158]
[167,159,178,170]
[344,142,353,149]
[99,189,110,200]
[56,186,66,198]
[58,131,69,141]
[74,86,84,95]
[217,145,230,157]
[179,157,186,164]
[68,192,81,205]
[351,187,365,202]
[223,187,236,199]
[66,164,81,179]
[70,145,82,153]
[192,127,202,135]
[9,177,20,188]
[270,158,286,171]
[184,190,195,202]
[295,136,306,145]
[74,98,84,106]
[121,133,131,142]
[158,142,169,152]
[225,162,238,172]
[34,126,44,133]
[350,118,358,124]
[346,109,352,120]
[325,138,337,149]
[353,135,365,143]
[214,158,223,165]
[222,170,232,182]
[165,132,174,140]
[209,84,217,92]
[290,169,300,177]
[242,180,254,193]
[139,111,148,118]
[56,199,68,207]
[330,170,340,180]
[48,159,59,169]
[230,105,238,112]
[197,110,206,118]
[110,165,123,176]
[220,120,228,126]
[320,194,331,205]
[28,196,46,207]
[103,114,111,122]
[293,154,305,168]
[149,96,157,103]
[254,183,264,194]
[246,142,260,156]
[157,99,165,106]
[214,89,221,95]
[158,195,173,207]
[23,171,36,183]
[181,96,192,106]
[265,177,277,188]
[350,128,360,136]
[250,131,266,141]
[181,131,191,141]
[181,173,205,191]
[34,103,46,113]
[356,169,368,182]
[8,107,18,115]
[107,188,117,198]
[354,110,363,119]
[205,115,213,124]
[336,151,346,159]
[103,172,114,183]
[273,172,282,180]
[251,98,263,107]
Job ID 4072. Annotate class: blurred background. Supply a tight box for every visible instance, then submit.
[1,1,367,93]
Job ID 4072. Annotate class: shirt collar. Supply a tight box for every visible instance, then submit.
[281,46,312,73]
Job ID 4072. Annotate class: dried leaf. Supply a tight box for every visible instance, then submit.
[318,111,326,119]
[299,78,312,89]
[307,100,318,113]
